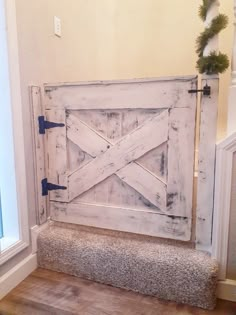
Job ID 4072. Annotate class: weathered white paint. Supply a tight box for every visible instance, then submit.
[30,86,47,224]
[67,113,109,158]
[67,138,92,172]
[74,174,159,211]
[46,109,68,202]
[167,107,196,217]
[50,202,191,241]
[44,76,197,110]
[116,162,166,211]
[196,0,219,251]
[68,110,169,201]
[67,112,167,210]
[45,77,197,241]
[137,144,167,182]
[196,76,219,252]
[227,1,236,135]
[212,133,236,280]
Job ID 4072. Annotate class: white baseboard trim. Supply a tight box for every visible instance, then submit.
[0,253,37,300]
[217,279,236,302]
[31,220,50,254]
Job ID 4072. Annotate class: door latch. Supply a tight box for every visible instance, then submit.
[188,84,211,96]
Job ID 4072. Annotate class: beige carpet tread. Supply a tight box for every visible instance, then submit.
[37,224,218,310]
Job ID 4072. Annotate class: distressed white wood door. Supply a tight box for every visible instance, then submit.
[45,77,197,241]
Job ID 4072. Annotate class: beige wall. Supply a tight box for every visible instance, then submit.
[16,0,233,137]
[1,0,233,274]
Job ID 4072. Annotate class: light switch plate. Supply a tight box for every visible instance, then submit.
[54,16,61,37]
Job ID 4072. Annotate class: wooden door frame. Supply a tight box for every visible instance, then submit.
[195,75,219,252]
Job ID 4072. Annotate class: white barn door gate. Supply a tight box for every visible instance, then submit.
[32,76,198,242]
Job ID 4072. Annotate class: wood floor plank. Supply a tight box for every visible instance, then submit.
[0,295,74,315]
[0,268,236,315]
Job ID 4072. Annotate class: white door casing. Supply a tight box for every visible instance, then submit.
[43,77,197,241]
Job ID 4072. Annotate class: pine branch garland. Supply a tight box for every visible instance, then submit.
[197,51,229,74]
[196,1,229,74]
[196,14,228,57]
[199,0,216,21]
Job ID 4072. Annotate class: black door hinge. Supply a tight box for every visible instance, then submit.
[188,84,211,96]
[41,178,67,196]
[38,115,65,134]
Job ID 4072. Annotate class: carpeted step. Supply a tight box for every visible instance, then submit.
[37,223,218,310]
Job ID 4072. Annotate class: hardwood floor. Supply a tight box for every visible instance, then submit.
[0,268,236,315]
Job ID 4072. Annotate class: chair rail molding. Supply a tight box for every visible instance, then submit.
[212,132,236,280]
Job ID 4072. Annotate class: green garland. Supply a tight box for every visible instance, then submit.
[196,0,229,74]
[199,0,216,21]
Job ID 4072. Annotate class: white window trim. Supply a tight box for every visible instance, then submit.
[0,0,29,265]
[212,132,236,280]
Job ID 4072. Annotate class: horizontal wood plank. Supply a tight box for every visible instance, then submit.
[2,268,234,315]
[50,201,191,241]
[44,77,197,110]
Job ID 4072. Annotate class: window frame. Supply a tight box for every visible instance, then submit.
[0,0,29,265]
[0,195,3,239]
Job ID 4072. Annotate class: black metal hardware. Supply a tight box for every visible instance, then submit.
[188,84,211,96]
[41,178,67,196]
[38,116,65,134]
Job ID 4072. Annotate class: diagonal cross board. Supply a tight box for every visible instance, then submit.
[66,110,169,210]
